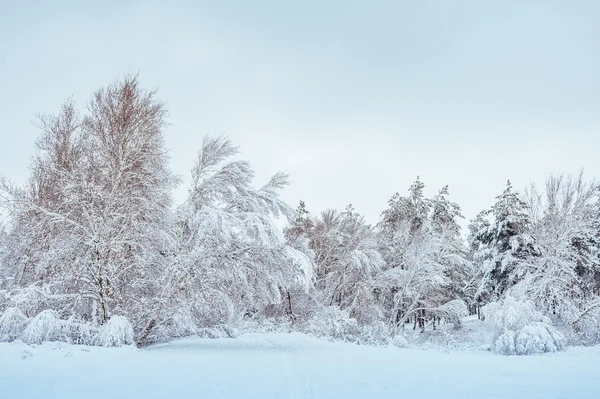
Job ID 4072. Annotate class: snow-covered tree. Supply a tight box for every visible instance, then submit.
[377,178,469,332]
[472,181,537,304]
[467,211,493,317]
[284,200,315,261]
[1,76,178,333]
[430,186,474,313]
[516,173,600,342]
[309,205,384,324]
[154,136,313,340]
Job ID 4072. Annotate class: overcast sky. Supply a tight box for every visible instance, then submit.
[0,1,598,228]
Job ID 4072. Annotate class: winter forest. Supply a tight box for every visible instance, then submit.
[0,76,599,355]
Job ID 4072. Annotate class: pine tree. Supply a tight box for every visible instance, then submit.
[430,186,473,319]
[284,200,315,259]
[475,180,537,303]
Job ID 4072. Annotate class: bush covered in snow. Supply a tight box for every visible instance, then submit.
[197,324,238,339]
[482,296,565,355]
[63,316,97,345]
[0,307,29,342]
[6,286,54,318]
[568,300,600,346]
[93,315,134,347]
[21,309,64,344]
[300,307,360,342]
[356,321,390,346]
[391,334,409,348]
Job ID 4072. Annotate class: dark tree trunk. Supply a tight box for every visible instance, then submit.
[286,291,295,325]
[137,319,157,348]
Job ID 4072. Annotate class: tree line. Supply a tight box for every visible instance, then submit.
[0,76,598,351]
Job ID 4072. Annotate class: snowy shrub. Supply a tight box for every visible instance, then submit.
[63,316,97,345]
[197,324,238,339]
[357,321,390,345]
[8,286,48,317]
[94,315,134,347]
[482,296,565,355]
[301,307,360,342]
[170,311,199,337]
[391,334,409,348]
[0,307,29,342]
[21,309,64,344]
[436,299,469,328]
[569,300,600,345]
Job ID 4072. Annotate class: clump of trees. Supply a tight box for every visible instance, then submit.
[470,175,600,351]
[0,76,598,353]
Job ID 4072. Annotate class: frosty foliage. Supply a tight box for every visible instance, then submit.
[0,307,28,342]
[519,173,600,341]
[21,309,64,344]
[63,316,97,345]
[391,333,409,348]
[0,76,178,346]
[573,300,600,344]
[471,181,536,304]
[196,325,238,339]
[469,174,600,346]
[356,321,390,346]
[159,136,313,339]
[301,306,360,342]
[94,316,134,347]
[297,306,391,345]
[0,76,598,352]
[310,206,384,324]
[376,178,471,332]
[482,296,565,355]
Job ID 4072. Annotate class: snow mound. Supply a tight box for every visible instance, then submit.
[21,309,64,344]
[94,316,134,347]
[0,307,29,342]
[483,296,565,355]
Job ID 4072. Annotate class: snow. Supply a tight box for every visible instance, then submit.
[1,331,599,399]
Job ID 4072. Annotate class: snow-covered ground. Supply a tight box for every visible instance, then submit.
[1,330,599,399]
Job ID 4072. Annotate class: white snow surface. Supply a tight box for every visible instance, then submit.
[1,331,599,399]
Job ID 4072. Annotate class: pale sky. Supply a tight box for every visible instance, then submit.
[0,1,598,229]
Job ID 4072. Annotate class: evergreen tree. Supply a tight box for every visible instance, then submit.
[474,181,537,303]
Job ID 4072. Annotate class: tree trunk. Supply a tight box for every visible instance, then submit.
[137,319,157,348]
[286,291,295,325]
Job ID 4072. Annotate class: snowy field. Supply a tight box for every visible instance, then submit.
[1,332,599,399]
